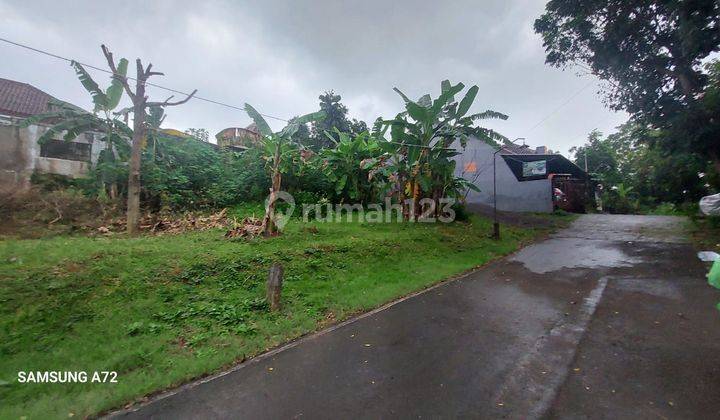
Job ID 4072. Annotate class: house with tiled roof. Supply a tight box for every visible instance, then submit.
[0,78,57,117]
[0,78,101,190]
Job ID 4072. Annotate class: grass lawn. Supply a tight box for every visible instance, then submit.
[689,216,720,252]
[0,214,561,418]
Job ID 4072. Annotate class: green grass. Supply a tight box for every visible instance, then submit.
[689,216,720,252]
[0,215,554,418]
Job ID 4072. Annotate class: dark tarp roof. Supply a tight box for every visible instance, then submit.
[501,154,588,182]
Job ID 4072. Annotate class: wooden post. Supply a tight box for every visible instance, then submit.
[267,263,284,311]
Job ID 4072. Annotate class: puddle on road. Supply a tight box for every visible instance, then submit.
[510,238,641,274]
[612,277,682,300]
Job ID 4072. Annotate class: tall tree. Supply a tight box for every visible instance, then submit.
[572,122,718,209]
[570,129,620,185]
[350,118,368,136]
[308,90,365,150]
[534,1,720,169]
[288,116,312,145]
[101,45,197,235]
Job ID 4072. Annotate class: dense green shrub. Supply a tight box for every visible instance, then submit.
[645,202,682,216]
[282,162,334,202]
[451,203,471,222]
[30,173,81,192]
[199,148,271,208]
[30,138,276,212]
[124,138,276,211]
[142,137,225,209]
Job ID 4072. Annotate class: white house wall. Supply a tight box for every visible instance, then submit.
[0,115,102,191]
[453,138,553,213]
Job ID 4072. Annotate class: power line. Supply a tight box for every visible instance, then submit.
[2,36,604,144]
[0,37,290,122]
[526,79,595,132]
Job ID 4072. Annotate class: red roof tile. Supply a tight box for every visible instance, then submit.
[0,77,56,117]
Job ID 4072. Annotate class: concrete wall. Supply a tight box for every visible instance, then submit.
[0,115,102,191]
[453,137,553,213]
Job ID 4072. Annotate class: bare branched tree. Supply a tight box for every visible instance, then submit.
[101,45,197,235]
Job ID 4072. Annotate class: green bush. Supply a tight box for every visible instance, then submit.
[143,137,235,210]
[30,173,80,192]
[708,215,720,229]
[602,188,639,214]
[207,148,271,207]
[646,202,680,215]
[115,138,273,211]
[452,203,471,222]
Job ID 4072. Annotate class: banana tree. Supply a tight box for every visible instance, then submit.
[383,80,508,219]
[244,104,325,236]
[318,129,386,203]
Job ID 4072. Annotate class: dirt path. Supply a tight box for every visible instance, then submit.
[111,215,720,419]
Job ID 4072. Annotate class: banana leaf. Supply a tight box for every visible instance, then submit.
[105,58,128,110]
[456,85,479,118]
[243,103,273,137]
[71,61,108,111]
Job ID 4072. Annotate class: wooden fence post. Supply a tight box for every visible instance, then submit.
[267,263,284,311]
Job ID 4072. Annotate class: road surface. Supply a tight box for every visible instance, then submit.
[113,215,720,419]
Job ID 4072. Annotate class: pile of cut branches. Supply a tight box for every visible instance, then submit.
[101,208,230,235]
[224,217,264,239]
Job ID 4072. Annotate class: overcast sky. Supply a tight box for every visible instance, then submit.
[1,0,627,156]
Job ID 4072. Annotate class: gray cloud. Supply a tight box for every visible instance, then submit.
[0,0,627,155]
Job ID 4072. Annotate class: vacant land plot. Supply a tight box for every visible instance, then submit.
[0,215,560,418]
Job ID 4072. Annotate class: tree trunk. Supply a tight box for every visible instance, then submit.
[105,141,118,200]
[676,70,698,99]
[262,143,282,236]
[404,180,414,221]
[126,83,146,236]
[411,178,421,220]
[397,174,407,221]
[100,45,196,235]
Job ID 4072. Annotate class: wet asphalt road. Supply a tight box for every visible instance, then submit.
[112,215,720,419]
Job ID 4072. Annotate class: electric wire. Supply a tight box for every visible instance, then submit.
[0,37,290,122]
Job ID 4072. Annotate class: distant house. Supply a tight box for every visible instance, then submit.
[0,78,102,190]
[454,137,588,213]
[215,123,263,151]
